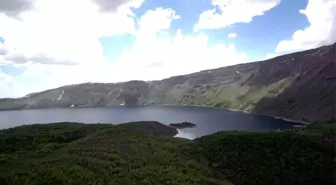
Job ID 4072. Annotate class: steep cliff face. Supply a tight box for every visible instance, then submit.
[251,44,335,122]
[2,43,335,123]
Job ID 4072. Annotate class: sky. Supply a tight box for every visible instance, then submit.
[0,0,335,98]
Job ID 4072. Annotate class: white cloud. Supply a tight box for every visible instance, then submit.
[275,0,336,53]
[112,31,247,82]
[0,0,144,17]
[138,8,180,34]
[0,69,16,98]
[228,33,237,38]
[263,53,280,60]
[93,0,144,13]
[0,0,34,18]
[0,0,142,66]
[0,7,248,97]
[194,0,280,31]
[0,42,8,55]
[0,0,143,97]
[109,8,247,81]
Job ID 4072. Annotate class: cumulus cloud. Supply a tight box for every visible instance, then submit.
[0,0,142,66]
[275,0,336,53]
[0,69,16,98]
[109,8,247,81]
[228,33,237,38]
[112,31,247,82]
[0,42,8,55]
[194,0,280,31]
[0,0,143,17]
[0,0,34,18]
[138,8,180,34]
[14,33,247,96]
[93,0,144,13]
[3,53,77,65]
[0,7,248,97]
[0,0,145,96]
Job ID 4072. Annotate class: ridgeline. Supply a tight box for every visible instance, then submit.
[1,43,335,123]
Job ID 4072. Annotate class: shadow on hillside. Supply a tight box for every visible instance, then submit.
[251,45,336,123]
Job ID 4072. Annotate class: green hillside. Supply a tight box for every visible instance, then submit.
[1,43,335,123]
[0,121,334,185]
[0,122,230,185]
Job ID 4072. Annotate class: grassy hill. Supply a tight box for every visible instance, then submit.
[0,121,335,185]
[1,43,335,123]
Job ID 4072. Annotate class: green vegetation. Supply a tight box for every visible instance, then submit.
[0,99,26,110]
[0,122,230,185]
[0,121,335,185]
[169,122,197,129]
[197,123,336,185]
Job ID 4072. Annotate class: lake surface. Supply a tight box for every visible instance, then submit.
[0,106,297,139]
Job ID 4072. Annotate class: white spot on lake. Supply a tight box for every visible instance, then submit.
[174,129,196,140]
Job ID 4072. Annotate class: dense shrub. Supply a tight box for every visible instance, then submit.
[1,121,334,185]
[197,124,336,185]
[0,122,230,185]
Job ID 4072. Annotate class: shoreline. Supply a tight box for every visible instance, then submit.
[172,104,311,125]
[0,104,311,125]
[222,107,310,125]
[225,108,310,125]
[251,112,310,125]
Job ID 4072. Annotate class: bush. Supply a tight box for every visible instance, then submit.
[197,126,336,185]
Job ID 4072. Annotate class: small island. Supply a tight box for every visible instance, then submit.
[169,121,197,129]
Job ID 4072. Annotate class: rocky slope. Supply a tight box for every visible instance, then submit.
[1,43,335,123]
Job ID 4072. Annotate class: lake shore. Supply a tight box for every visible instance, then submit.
[175,104,310,125]
[0,104,310,125]
[224,107,310,125]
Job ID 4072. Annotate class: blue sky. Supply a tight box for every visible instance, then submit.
[0,0,335,97]
[100,0,309,62]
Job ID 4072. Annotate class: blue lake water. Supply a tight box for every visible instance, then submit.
[0,106,297,139]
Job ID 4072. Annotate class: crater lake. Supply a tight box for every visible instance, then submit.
[0,106,298,139]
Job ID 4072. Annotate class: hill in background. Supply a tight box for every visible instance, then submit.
[1,43,335,123]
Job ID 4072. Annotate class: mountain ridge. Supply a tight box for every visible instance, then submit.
[1,43,335,123]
